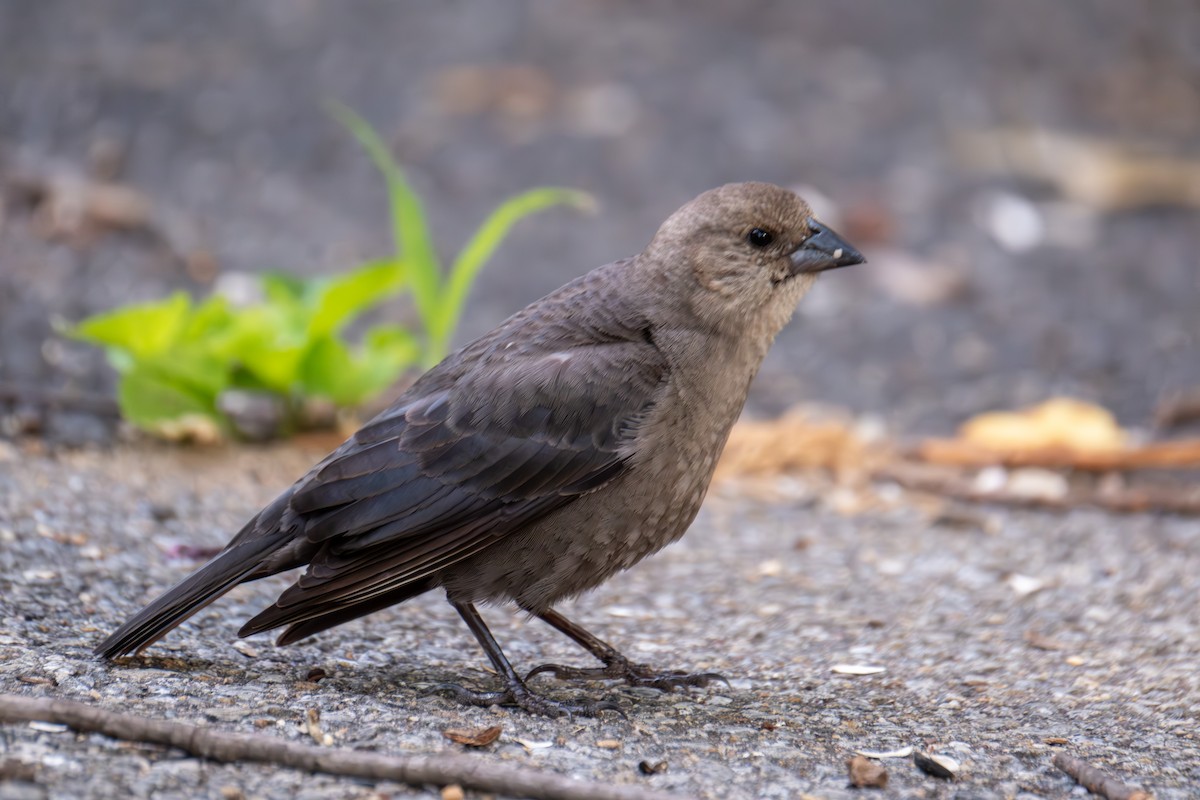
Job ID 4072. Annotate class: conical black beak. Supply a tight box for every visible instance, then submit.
[789,218,866,275]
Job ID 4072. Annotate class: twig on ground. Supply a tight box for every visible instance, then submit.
[1053,753,1152,800]
[876,461,1200,516]
[0,694,688,800]
[913,438,1200,471]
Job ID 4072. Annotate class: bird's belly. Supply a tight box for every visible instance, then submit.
[440,419,730,612]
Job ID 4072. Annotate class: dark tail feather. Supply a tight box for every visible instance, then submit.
[94,536,286,659]
[250,579,436,646]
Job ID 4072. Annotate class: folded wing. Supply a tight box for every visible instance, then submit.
[240,328,667,640]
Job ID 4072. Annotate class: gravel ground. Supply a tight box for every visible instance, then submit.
[2,441,1197,799]
[2,3,1199,799]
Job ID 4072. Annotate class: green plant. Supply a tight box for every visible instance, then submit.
[330,103,593,364]
[67,108,592,440]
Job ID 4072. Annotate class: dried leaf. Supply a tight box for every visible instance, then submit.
[960,398,1125,455]
[304,708,327,746]
[715,407,883,482]
[953,127,1200,211]
[442,725,502,747]
[638,760,668,775]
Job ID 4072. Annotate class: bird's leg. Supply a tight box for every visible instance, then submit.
[434,600,621,718]
[525,607,728,692]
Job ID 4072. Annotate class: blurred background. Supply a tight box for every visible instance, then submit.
[2,0,1197,444]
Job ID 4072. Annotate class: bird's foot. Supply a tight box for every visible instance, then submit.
[432,681,624,718]
[526,655,728,692]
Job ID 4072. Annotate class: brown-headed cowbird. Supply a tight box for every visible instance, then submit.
[97,182,864,716]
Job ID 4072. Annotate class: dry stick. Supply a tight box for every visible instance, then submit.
[914,438,1200,471]
[1053,753,1152,800]
[0,694,689,800]
[876,461,1200,516]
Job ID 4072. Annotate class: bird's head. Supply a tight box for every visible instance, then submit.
[641,182,864,338]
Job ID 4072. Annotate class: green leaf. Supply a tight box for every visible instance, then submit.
[179,298,264,363]
[144,349,231,398]
[260,272,308,306]
[70,292,191,362]
[363,323,421,380]
[103,348,136,374]
[179,295,234,343]
[431,188,593,361]
[328,102,440,331]
[307,259,406,338]
[237,344,308,394]
[301,328,417,407]
[225,305,309,393]
[116,359,220,432]
[298,336,356,404]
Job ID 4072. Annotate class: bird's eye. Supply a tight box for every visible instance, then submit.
[747,228,774,248]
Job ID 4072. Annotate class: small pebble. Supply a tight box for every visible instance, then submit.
[847,755,888,788]
[231,641,259,659]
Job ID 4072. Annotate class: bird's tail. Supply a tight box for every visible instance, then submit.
[94,526,289,659]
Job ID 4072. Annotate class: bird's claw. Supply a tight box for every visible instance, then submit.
[525,658,729,692]
[431,680,623,718]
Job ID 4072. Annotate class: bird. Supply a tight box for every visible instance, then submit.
[96,182,865,716]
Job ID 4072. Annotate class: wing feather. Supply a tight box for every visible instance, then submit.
[241,270,668,638]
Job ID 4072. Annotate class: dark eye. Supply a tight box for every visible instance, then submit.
[747,228,774,248]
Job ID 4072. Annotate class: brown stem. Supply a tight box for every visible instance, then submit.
[0,694,688,800]
[876,461,1200,516]
[1053,753,1153,800]
[913,438,1200,471]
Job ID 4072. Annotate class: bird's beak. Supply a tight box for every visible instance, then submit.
[788,219,866,275]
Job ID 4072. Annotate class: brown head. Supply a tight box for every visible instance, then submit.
[638,182,864,339]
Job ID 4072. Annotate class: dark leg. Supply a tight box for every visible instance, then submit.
[435,601,621,717]
[525,607,728,692]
